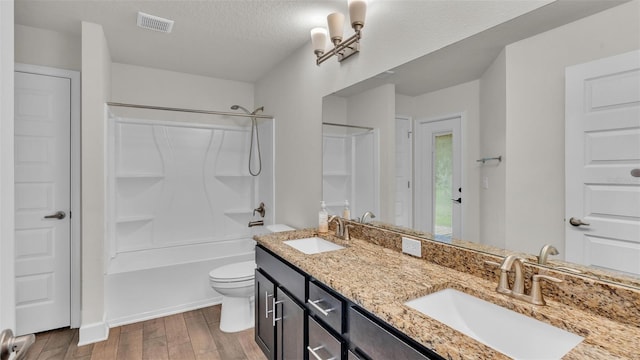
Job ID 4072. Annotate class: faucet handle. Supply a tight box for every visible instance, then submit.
[533,274,563,284]
[530,274,563,305]
[484,260,501,267]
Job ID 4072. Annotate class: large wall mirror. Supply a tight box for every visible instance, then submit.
[322,1,640,289]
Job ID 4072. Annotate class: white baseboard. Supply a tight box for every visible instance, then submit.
[78,319,109,346]
[107,297,222,328]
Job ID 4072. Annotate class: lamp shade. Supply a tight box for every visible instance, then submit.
[348,0,367,30]
[310,27,328,54]
[327,12,345,43]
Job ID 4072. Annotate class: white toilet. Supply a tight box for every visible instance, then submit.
[209,224,295,333]
[209,260,257,333]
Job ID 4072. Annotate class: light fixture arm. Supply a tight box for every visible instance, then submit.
[315,30,362,65]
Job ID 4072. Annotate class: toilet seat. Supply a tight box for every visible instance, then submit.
[209,261,256,283]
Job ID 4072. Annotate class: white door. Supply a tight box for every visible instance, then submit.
[395,116,412,228]
[14,71,71,334]
[414,116,462,241]
[565,50,640,276]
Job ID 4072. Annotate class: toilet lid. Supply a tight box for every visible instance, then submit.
[209,261,256,282]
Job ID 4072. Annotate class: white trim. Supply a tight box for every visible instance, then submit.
[414,113,464,239]
[0,0,15,331]
[14,63,82,328]
[107,297,222,329]
[78,319,109,346]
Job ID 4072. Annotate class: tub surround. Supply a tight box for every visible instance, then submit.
[254,225,640,359]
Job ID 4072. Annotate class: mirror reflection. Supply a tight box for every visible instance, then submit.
[322,122,379,220]
[322,1,640,288]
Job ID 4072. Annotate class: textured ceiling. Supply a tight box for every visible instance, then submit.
[14,0,627,86]
[15,0,346,82]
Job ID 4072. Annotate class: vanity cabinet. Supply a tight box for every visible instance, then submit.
[308,317,343,360]
[255,247,306,360]
[255,245,444,360]
[349,307,436,360]
[308,281,345,334]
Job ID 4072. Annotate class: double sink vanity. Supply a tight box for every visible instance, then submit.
[253,222,639,359]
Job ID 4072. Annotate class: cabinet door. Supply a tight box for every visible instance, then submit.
[255,270,276,360]
[349,307,440,360]
[276,287,305,360]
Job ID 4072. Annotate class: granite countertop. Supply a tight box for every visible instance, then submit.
[254,229,640,360]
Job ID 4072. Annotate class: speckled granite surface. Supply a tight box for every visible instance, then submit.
[254,228,640,360]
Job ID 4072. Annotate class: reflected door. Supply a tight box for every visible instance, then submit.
[415,116,462,241]
[395,116,413,228]
[565,50,640,276]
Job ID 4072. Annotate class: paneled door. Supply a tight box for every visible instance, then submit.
[565,50,640,276]
[14,71,71,335]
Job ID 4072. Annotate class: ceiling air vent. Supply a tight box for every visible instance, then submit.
[137,12,174,33]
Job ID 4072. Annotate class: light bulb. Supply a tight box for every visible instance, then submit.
[348,0,367,31]
[310,28,328,55]
[327,12,345,45]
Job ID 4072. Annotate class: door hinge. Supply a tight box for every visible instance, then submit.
[407,131,412,139]
[69,211,72,219]
[408,181,410,188]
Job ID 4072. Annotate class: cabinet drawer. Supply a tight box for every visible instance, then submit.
[256,246,306,302]
[308,317,343,360]
[349,307,436,360]
[308,281,344,334]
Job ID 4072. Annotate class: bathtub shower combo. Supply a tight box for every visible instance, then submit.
[105,103,275,332]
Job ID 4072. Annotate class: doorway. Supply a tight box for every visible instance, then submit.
[14,64,80,335]
[414,115,462,241]
[565,50,640,276]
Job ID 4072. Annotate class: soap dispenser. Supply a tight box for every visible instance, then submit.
[318,201,329,234]
[343,200,351,219]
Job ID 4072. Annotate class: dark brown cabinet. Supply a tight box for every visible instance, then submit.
[255,247,306,360]
[255,245,444,360]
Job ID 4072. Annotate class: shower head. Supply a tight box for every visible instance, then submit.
[230,104,251,114]
[231,105,264,115]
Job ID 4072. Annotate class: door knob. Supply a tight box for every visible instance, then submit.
[1,329,35,360]
[632,168,640,178]
[44,211,66,220]
[451,197,462,204]
[569,217,590,227]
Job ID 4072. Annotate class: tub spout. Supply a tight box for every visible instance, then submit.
[248,220,264,227]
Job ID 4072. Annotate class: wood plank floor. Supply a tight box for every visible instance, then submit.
[24,305,267,360]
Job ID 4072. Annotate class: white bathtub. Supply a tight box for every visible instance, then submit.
[105,237,256,327]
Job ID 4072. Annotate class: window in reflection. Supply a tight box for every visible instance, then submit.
[434,133,453,242]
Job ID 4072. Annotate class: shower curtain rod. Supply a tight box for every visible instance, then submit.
[323,122,374,131]
[107,102,274,119]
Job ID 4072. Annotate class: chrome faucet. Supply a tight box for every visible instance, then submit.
[538,244,559,264]
[359,211,376,224]
[328,215,344,238]
[329,215,352,240]
[493,255,563,305]
[497,255,525,295]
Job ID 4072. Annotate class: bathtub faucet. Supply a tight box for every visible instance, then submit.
[248,220,264,227]
[253,202,266,218]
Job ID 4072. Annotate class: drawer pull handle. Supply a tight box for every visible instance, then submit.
[308,299,334,316]
[265,292,273,319]
[307,345,336,360]
[272,298,284,327]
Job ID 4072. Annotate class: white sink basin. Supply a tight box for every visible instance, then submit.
[405,289,584,359]
[283,237,345,255]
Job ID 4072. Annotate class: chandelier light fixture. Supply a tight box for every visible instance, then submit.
[310,0,367,65]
